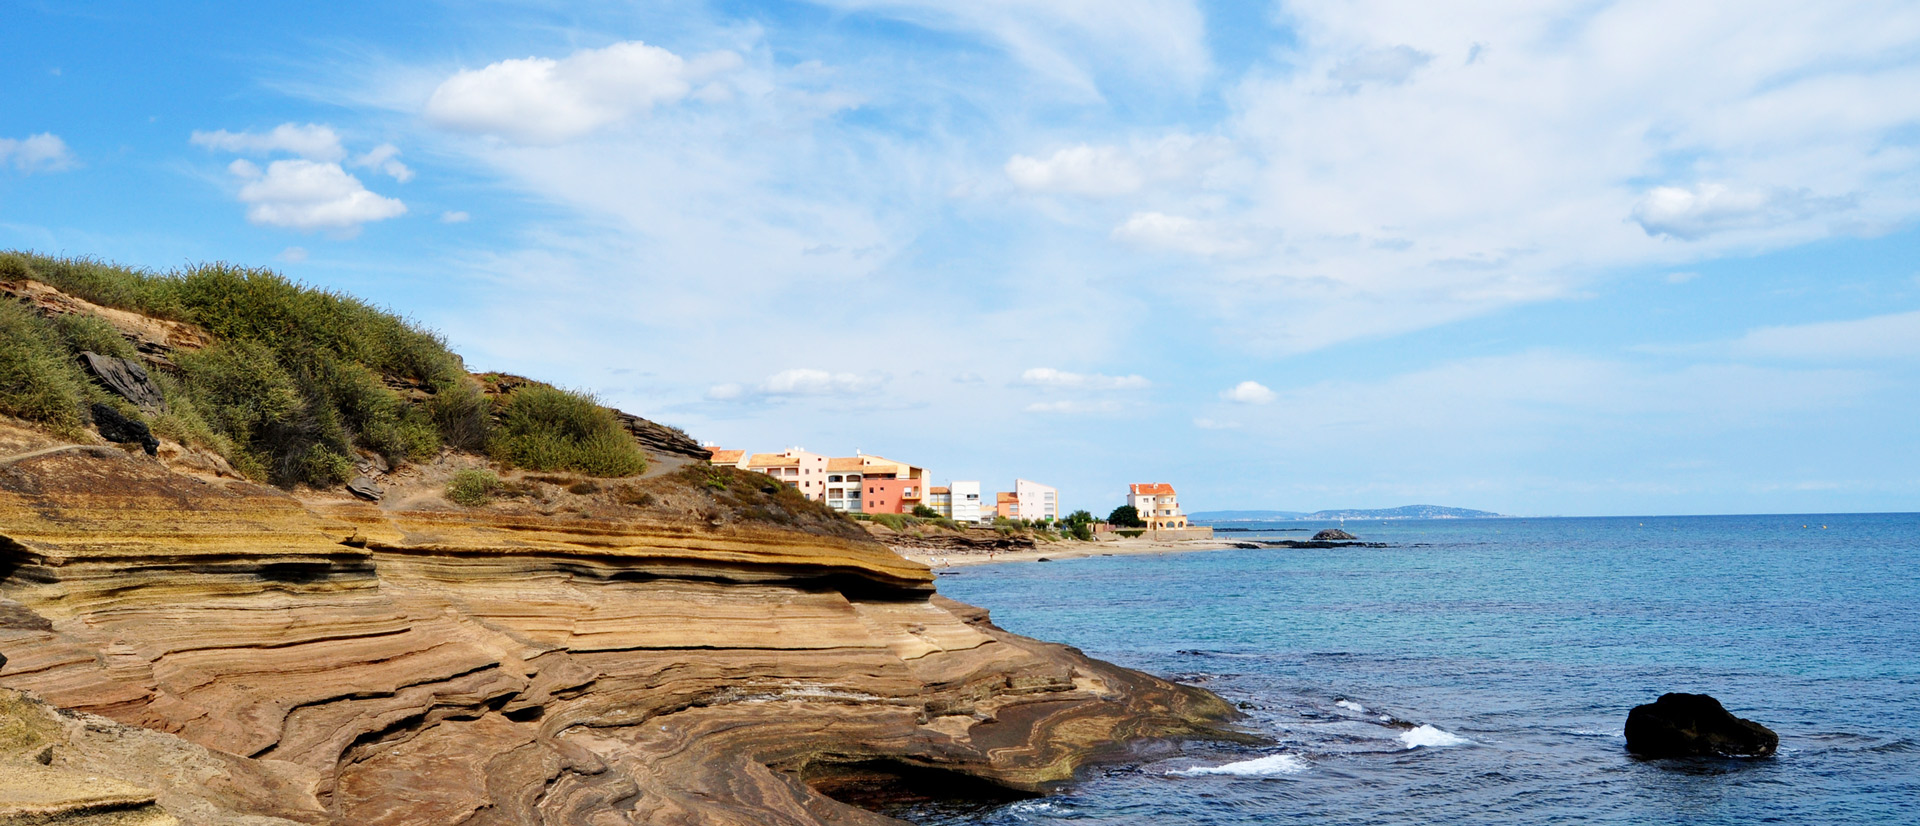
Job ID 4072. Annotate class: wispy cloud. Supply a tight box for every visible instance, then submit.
[0,133,76,173]
[1019,367,1150,390]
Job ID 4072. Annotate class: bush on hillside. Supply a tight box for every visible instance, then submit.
[3,251,493,486]
[446,469,501,506]
[0,301,88,433]
[911,504,939,518]
[488,385,646,477]
[51,314,138,360]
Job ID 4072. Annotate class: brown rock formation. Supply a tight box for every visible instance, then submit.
[0,432,1241,825]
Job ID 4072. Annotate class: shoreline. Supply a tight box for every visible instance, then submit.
[893,538,1242,569]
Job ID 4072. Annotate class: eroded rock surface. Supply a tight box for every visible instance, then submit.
[0,443,1239,825]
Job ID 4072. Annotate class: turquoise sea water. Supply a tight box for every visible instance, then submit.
[916,514,1920,825]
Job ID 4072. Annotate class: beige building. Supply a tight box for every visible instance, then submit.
[1128,483,1187,529]
[744,448,828,501]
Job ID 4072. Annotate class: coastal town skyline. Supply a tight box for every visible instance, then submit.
[5,2,1918,517]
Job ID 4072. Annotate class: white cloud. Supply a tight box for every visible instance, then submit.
[705,383,744,400]
[1004,134,1235,196]
[277,246,309,263]
[1025,399,1123,414]
[1329,45,1433,88]
[1006,144,1141,196]
[1019,367,1150,389]
[190,123,345,161]
[757,368,876,396]
[424,41,741,144]
[1111,212,1253,257]
[1730,310,1920,361]
[1666,271,1700,284]
[1220,380,1276,404]
[228,159,406,234]
[352,143,412,182]
[440,210,471,223]
[1631,184,1846,240]
[0,133,76,173]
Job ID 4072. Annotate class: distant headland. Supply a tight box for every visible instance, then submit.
[1190,505,1504,522]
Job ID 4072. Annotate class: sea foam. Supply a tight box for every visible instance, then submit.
[1335,699,1368,713]
[1172,753,1309,777]
[1399,724,1472,749]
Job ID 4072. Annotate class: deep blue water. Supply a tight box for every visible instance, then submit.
[914,514,1920,825]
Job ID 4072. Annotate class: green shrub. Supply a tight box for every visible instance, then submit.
[0,301,87,433]
[911,504,940,518]
[489,385,645,477]
[51,314,137,360]
[299,445,355,487]
[446,469,500,506]
[1116,529,1145,538]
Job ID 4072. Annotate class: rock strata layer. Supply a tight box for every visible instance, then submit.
[0,442,1239,825]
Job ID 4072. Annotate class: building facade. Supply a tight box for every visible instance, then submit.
[1014,478,1059,522]
[744,448,828,501]
[1127,483,1186,528]
[947,480,983,523]
[926,486,951,516]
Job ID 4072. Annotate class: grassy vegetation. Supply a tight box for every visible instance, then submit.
[489,384,646,477]
[1,250,651,485]
[446,469,501,506]
[0,300,89,435]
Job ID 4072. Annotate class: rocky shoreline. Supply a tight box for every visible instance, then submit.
[0,423,1248,826]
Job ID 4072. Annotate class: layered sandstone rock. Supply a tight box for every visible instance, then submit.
[0,437,1239,825]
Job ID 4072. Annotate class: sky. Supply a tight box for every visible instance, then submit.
[4,0,1920,517]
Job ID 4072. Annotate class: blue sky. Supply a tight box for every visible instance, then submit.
[5,0,1919,517]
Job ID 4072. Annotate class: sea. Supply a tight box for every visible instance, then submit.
[906,514,1920,825]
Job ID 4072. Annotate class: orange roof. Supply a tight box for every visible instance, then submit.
[826,457,868,472]
[707,448,745,463]
[929,486,950,494]
[1130,483,1177,495]
[746,453,800,467]
[996,492,1017,504]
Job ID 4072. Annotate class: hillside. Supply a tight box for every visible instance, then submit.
[0,252,1243,826]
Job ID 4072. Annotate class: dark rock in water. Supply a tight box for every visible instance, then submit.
[1035,557,1052,562]
[80,351,166,410]
[1625,693,1778,758]
[346,476,385,502]
[1313,529,1358,541]
[89,403,158,456]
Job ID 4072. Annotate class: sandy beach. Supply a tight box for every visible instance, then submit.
[892,537,1241,569]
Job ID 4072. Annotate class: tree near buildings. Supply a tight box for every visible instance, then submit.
[1107,505,1145,528]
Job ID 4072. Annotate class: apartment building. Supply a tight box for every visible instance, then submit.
[1015,478,1059,522]
[823,454,930,514]
[1128,483,1187,528]
[743,448,828,501]
[947,480,983,523]
[926,487,950,516]
[705,448,747,469]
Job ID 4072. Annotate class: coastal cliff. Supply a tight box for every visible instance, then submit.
[0,420,1237,825]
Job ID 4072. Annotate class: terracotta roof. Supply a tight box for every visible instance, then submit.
[826,457,868,472]
[1130,483,1177,496]
[996,492,1017,504]
[929,486,950,495]
[746,453,800,467]
[707,449,745,463]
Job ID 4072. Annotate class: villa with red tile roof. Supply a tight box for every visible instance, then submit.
[1128,483,1187,529]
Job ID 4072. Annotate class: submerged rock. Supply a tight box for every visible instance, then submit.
[1312,529,1358,541]
[1625,693,1778,758]
[89,403,158,456]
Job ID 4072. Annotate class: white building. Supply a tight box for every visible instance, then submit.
[947,480,983,524]
[1014,478,1058,522]
[1127,483,1187,528]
